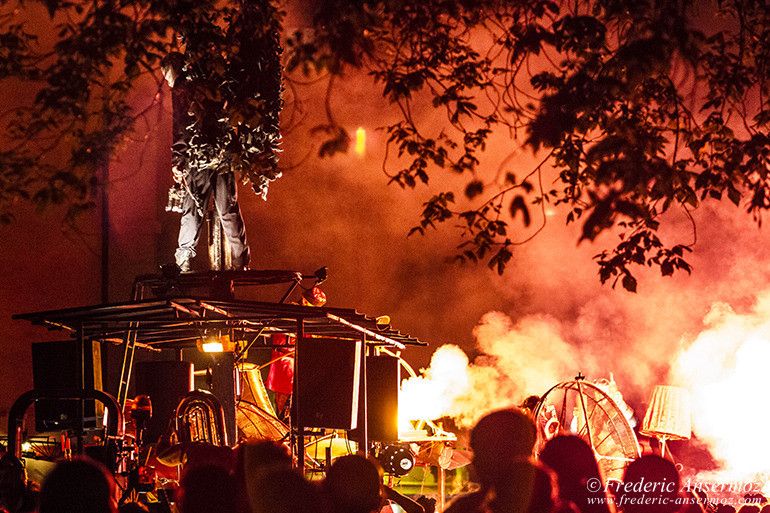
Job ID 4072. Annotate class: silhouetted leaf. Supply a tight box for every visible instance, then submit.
[465,180,484,199]
[509,195,531,227]
[622,274,637,293]
[487,245,512,275]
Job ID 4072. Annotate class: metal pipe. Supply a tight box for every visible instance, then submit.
[8,389,123,461]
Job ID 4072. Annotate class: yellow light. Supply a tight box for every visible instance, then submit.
[355,127,366,156]
[197,334,236,353]
[21,442,32,452]
[201,341,224,353]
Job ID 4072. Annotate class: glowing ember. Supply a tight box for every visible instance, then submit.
[672,297,770,477]
[355,127,366,155]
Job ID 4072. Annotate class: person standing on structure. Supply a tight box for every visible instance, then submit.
[162,52,250,273]
[161,7,283,273]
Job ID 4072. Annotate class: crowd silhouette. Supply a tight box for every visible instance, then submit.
[0,408,766,513]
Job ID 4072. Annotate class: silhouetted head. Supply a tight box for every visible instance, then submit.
[236,440,292,483]
[182,441,235,473]
[539,435,602,483]
[0,454,26,513]
[179,464,238,513]
[251,469,324,513]
[619,454,680,513]
[323,454,384,513]
[490,460,557,513]
[538,435,609,513]
[235,441,293,513]
[39,457,116,513]
[470,408,536,485]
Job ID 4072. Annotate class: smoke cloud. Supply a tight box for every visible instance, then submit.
[400,311,598,429]
[671,295,770,477]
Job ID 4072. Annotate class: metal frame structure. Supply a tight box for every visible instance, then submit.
[12,269,426,473]
[14,297,423,348]
[15,268,421,347]
[7,389,123,463]
[533,377,641,483]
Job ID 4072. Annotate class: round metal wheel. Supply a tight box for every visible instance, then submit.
[534,378,640,482]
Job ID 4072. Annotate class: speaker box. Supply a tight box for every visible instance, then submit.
[32,340,103,432]
[349,355,400,443]
[209,352,236,446]
[134,361,193,444]
[295,337,362,430]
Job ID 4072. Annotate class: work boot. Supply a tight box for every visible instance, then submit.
[175,248,194,273]
[231,249,250,272]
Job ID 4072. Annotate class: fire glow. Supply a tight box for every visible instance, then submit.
[400,296,770,483]
[399,312,593,430]
[673,296,770,479]
[399,344,471,431]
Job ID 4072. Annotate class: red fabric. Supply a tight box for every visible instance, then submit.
[265,333,295,395]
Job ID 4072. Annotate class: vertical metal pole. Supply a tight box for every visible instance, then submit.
[294,318,305,476]
[76,323,85,454]
[439,464,446,512]
[117,281,144,408]
[101,164,109,304]
[361,335,368,454]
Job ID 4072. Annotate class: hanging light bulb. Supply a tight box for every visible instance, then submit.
[197,333,235,353]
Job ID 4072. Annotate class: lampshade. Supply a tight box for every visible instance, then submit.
[640,385,691,440]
